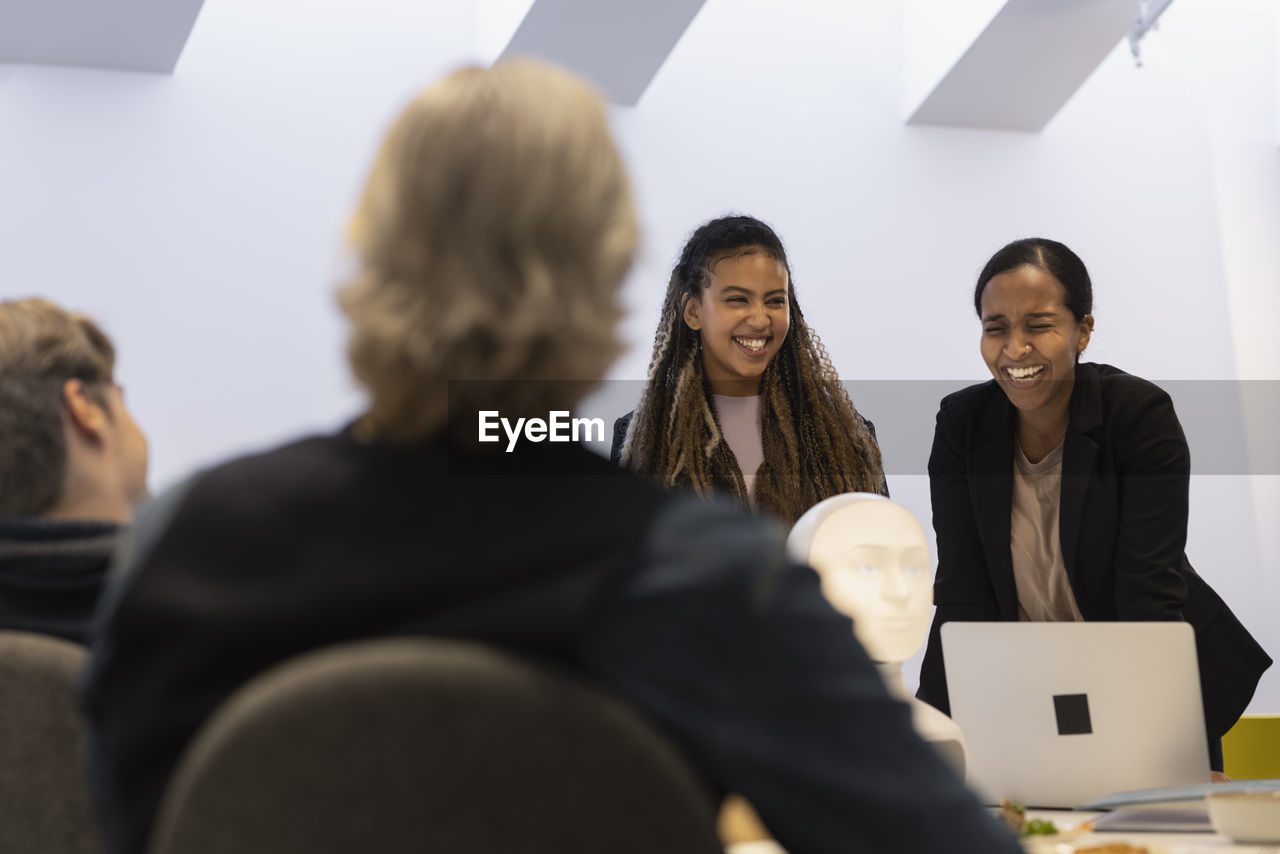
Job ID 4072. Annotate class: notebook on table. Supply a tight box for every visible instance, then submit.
[942,621,1209,808]
[1082,778,1280,833]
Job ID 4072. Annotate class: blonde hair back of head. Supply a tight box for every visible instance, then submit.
[340,60,638,443]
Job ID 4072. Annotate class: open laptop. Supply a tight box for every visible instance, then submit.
[942,622,1209,808]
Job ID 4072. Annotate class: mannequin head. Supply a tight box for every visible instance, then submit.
[788,493,932,662]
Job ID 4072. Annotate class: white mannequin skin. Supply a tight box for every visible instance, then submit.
[808,500,933,663]
[42,379,149,524]
[792,494,967,777]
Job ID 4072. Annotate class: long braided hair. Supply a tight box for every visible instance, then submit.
[620,215,886,525]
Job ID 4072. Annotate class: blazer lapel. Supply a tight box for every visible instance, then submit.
[971,392,1019,619]
[1061,363,1102,588]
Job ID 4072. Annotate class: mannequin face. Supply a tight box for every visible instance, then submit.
[807,500,932,662]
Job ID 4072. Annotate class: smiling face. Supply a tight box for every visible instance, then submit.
[979,264,1093,427]
[683,249,790,395]
[807,500,933,663]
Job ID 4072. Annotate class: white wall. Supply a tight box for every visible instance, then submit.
[2,0,1276,709]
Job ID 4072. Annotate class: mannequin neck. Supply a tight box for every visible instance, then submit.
[875,660,908,698]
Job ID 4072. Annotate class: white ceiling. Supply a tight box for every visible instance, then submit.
[0,0,1173,131]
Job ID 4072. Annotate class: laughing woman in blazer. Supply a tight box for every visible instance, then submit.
[916,237,1270,774]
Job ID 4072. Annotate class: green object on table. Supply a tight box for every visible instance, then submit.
[1023,819,1058,836]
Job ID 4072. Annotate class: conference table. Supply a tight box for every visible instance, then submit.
[723,809,1278,853]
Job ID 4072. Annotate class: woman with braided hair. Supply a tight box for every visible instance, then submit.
[611,215,886,525]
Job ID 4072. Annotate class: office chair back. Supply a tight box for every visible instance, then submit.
[0,630,101,854]
[148,638,722,854]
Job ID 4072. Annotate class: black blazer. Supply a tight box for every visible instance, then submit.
[917,363,1270,741]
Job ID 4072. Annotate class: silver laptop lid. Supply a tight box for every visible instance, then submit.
[942,622,1208,808]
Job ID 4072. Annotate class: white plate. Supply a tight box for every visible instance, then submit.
[1207,789,1280,844]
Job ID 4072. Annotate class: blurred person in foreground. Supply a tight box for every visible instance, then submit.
[81,61,1021,854]
[0,298,148,643]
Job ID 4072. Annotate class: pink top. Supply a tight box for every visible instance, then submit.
[1010,439,1083,622]
[712,394,764,506]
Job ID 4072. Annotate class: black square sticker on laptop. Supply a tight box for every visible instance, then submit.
[1053,693,1093,735]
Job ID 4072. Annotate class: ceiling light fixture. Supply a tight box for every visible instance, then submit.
[1129,0,1176,67]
